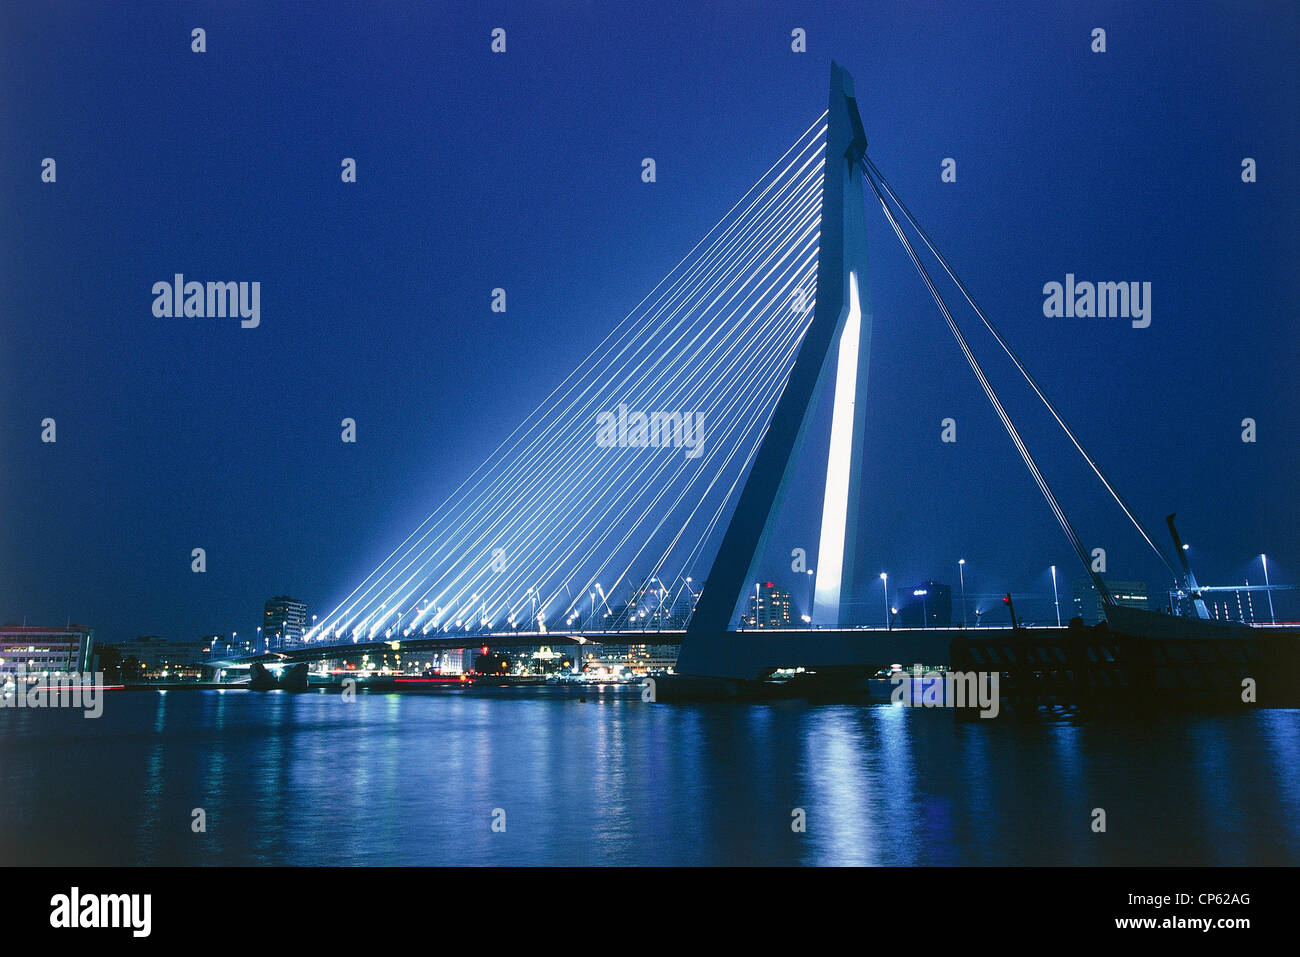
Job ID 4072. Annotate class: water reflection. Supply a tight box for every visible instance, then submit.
[0,689,1295,865]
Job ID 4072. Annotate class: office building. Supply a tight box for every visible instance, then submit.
[111,635,212,680]
[0,624,95,677]
[744,582,792,628]
[263,596,308,650]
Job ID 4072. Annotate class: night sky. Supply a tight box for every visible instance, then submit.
[2,1,1296,643]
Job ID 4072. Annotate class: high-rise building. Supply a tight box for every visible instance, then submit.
[1071,579,1148,625]
[263,596,308,650]
[744,582,792,628]
[0,624,94,677]
[899,582,952,628]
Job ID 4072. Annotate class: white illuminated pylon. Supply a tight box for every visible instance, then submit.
[812,270,863,624]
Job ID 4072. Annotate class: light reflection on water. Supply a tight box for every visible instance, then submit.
[1,687,1296,866]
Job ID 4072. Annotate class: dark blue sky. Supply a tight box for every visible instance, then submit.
[2,1,1296,641]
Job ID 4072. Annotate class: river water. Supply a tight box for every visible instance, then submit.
[1,686,1297,866]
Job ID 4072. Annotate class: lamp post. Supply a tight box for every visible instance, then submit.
[958,559,968,628]
[880,573,889,629]
[1051,564,1061,627]
[1261,554,1276,625]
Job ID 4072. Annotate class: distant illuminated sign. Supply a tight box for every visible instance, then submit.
[913,589,928,596]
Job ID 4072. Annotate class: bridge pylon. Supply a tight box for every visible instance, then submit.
[676,63,875,680]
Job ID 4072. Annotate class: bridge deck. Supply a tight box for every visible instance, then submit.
[213,625,1052,668]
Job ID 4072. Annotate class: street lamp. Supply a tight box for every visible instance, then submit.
[958,559,968,628]
[1051,564,1061,627]
[880,572,889,629]
[1261,554,1276,625]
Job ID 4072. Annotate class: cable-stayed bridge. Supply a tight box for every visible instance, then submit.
[306,111,827,649]
[223,64,1296,693]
